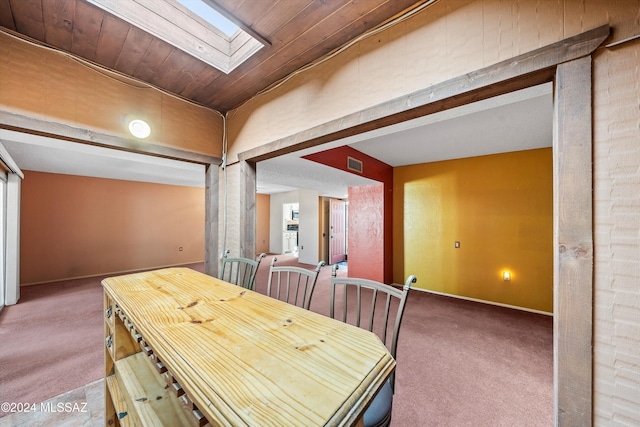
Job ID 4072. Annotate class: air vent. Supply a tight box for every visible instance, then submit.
[347,156,363,173]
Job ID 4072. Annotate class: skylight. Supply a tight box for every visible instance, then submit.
[176,0,239,37]
[85,0,265,74]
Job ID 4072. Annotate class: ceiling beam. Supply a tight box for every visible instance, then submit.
[238,25,610,163]
[0,110,221,166]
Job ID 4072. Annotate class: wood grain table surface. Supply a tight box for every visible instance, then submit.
[102,267,394,427]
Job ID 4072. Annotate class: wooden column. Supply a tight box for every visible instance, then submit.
[239,160,257,259]
[553,56,593,426]
[204,163,219,277]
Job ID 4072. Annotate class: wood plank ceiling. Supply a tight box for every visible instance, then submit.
[0,0,429,113]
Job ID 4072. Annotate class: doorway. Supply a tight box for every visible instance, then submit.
[282,202,299,255]
[241,32,599,422]
[329,198,346,264]
[239,26,605,425]
[319,197,349,266]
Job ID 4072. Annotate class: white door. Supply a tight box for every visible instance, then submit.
[0,140,24,308]
[0,173,5,310]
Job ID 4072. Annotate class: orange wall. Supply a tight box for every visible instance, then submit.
[0,31,223,157]
[393,148,553,313]
[20,171,205,284]
[256,193,270,254]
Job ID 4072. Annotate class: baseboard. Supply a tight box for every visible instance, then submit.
[21,261,206,287]
[412,287,553,316]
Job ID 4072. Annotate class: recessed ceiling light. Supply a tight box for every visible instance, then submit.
[128,119,151,139]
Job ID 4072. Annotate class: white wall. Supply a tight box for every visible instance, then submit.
[268,189,319,265]
[269,191,299,254]
[593,37,640,425]
[0,141,22,306]
[297,189,319,265]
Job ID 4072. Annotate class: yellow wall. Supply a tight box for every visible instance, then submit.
[393,149,552,312]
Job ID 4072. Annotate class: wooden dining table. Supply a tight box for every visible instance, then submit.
[102,267,394,427]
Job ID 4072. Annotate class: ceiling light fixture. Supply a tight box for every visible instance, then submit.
[128,119,151,139]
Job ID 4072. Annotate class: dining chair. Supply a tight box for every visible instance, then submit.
[266,257,325,309]
[219,249,266,291]
[330,265,416,427]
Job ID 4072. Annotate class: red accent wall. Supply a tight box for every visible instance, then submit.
[304,146,392,283]
[348,184,385,281]
[303,146,391,182]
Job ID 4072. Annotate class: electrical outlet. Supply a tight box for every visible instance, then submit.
[455,241,460,248]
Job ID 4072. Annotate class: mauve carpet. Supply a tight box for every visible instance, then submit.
[1,257,553,425]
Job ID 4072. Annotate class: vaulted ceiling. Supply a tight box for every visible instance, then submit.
[0,0,553,197]
[0,0,430,113]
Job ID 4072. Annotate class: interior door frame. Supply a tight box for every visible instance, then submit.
[239,25,609,425]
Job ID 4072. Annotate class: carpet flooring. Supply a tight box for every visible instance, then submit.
[0,257,553,426]
[0,275,105,411]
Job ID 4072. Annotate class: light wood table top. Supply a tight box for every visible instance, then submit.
[102,267,394,427]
